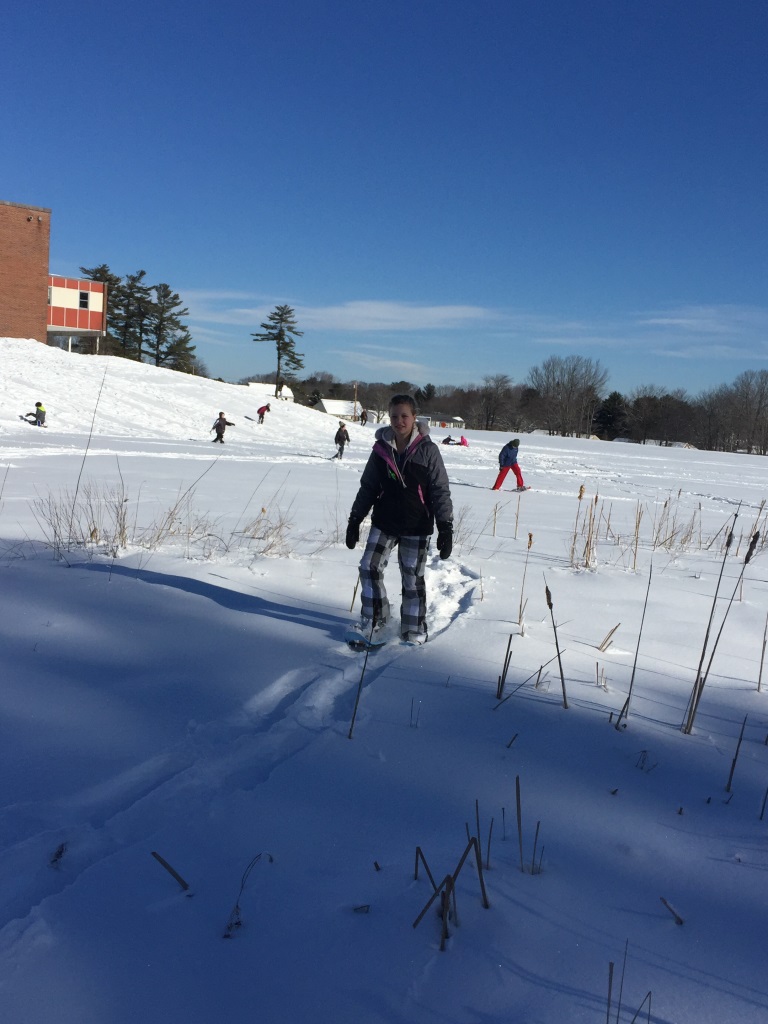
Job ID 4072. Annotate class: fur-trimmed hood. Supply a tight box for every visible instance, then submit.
[373,417,431,448]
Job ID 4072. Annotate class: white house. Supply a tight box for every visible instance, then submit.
[316,398,367,421]
[426,411,465,429]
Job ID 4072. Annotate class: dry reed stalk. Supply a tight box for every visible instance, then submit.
[530,820,541,874]
[628,991,653,1024]
[749,498,767,539]
[496,635,514,700]
[725,714,748,792]
[349,574,360,612]
[758,613,768,693]
[682,516,736,734]
[651,497,671,552]
[493,653,562,709]
[515,775,524,872]
[632,502,643,571]
[348,620,380,739]
[518,532,534,624]
[606,961,614,1024]
[686,530,758,732]
[151,851,190,891]
[598,623,621,651]
[615,565,654,730]
[583,494,599,567]
[570,485,586,566]
[514,493,521,540]
[413,847,438,887]
[659,896,684,925]
[544,577,568,709]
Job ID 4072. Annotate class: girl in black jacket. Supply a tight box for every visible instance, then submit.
[346,395,453,645]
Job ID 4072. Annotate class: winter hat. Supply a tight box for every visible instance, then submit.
[511,438,520,446]
[339,421,345,426]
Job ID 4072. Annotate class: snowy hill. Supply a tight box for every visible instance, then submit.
[1,338,767,1024]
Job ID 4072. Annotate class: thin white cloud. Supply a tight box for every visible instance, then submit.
[636,304,768,336]
[298,300,499,331]
[182,292,501,332]
[328,347,430,377]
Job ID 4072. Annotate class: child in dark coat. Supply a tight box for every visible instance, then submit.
[211,412,235,443]
[333,422,351,459]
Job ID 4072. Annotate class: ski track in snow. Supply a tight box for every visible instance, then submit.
[0,554,479,938]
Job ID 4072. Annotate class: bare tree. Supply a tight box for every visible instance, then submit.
[526,355,609,436]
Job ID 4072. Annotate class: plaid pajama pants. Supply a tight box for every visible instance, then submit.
[358,527,430,641]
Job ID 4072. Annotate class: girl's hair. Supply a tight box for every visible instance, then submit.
[388,393,418,414]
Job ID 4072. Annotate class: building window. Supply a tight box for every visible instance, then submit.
[48,287,52,305]
[79,291,89,309]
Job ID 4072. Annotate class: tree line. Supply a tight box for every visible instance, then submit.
[256,341,768,454]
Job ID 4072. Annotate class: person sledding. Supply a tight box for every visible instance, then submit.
[211,411,235,443]
[332,421,351,459]
[345,394,453,647]
[24,402,47,427]
[492,437,526,490]
[257,403,271,424]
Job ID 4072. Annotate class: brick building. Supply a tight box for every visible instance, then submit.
[0,200,51,343]
[1,199,107,350]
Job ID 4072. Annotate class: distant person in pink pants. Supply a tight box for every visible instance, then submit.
[492,438,525,490]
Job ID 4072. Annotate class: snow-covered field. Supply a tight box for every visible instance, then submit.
[1,338,767,1023]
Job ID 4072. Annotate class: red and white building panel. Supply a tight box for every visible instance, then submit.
[47,276,107,335]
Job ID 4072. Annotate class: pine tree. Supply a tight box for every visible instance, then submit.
[146,283,196,370]
[112,270,153,359]
[251,305,304,394]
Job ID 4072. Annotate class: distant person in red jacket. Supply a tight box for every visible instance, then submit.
[257,403,271,424]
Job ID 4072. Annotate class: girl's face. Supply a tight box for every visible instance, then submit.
[389,403,416,441]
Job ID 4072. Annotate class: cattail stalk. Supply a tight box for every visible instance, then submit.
[518,533,534,625]
[544,576,568,709]
[686,529,758,733]
[516,775,524,872]
[682,514,737,733]
[349,574,360,612]
[570,485,585,566]
[530,820,541,874]
[725,714,748,793]
[615,565,654,730]
[758,613,768,693]
[632,502,643,571]
[348,619,379,739]
[606,961,614,1024]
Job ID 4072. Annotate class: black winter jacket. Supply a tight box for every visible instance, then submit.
[349,421,452,537]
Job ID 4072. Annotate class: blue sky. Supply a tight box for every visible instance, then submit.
[3,0,767,394]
